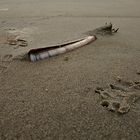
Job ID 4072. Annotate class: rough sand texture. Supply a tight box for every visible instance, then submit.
[0,0,140,140]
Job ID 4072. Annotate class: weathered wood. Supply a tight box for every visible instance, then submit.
[86,23,119,36]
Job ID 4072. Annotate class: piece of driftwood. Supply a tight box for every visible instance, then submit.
[86,23,119,36]
[28,36,96,62]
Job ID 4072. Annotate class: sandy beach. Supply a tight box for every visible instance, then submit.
[0,0,140,139]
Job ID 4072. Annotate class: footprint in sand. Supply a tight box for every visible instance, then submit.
[0,64,7,73]
[95,77,140,114]
[0,54,13,73]
[2,54,13,61]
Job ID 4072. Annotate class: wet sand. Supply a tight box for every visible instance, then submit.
[0,0,140,139]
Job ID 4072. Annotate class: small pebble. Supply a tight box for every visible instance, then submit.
[45,88,48,92]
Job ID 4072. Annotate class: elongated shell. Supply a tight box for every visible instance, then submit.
[29,36,96,62]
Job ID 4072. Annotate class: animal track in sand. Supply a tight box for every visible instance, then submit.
[0,55,13,74]
[95,77,140,114]
[7,29,28,47]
